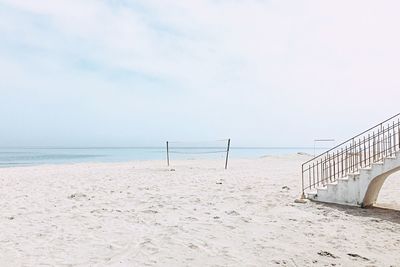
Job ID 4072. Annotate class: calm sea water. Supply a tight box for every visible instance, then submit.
[0,147,326,168]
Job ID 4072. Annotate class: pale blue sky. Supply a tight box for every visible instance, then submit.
[1,0,400,147]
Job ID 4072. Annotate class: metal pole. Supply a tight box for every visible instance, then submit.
[225,139,231,170]
[166,141,170,166]
[301,165,305,198]
[314,140,316,157]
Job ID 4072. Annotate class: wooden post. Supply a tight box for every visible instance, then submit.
[166,141,170,166]
[225,138,231,170]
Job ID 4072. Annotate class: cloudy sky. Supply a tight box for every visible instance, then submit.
[1,0,400,147]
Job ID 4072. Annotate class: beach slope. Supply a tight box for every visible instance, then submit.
[0,155,399,266]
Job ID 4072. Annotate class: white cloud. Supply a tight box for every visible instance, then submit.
[0,0,400,146]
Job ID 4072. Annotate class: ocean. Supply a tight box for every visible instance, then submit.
[0,147,325,168]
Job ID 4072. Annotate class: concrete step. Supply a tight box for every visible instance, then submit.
[314,186,330,202]
[306,150,400,207]
[327,182,338,194]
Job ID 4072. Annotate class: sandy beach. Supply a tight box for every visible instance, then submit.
[0,154,399,266]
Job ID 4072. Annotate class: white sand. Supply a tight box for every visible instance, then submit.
[0,154,399,266]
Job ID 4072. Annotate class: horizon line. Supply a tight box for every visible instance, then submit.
[0,146,332,149]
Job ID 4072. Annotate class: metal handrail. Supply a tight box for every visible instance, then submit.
[301,113,400,197]
[303,113,400,165]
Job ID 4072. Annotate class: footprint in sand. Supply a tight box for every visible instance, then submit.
[67,193,87,200]
[142,209,158,214]
[241,217,251,223]
[225,210,240,216]
[188,243,198,249]
[140,239,159,254]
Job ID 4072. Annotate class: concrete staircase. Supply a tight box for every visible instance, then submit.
[301,113,400,208]
[307,151,400,207]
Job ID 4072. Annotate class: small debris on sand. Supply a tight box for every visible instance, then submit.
[347,253,369,261]
[67,193,87,200]
[318,251,339,258]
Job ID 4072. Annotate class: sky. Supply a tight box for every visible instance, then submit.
[1,0,400,147]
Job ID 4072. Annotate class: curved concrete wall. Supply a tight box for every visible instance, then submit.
[362,166,400,207]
